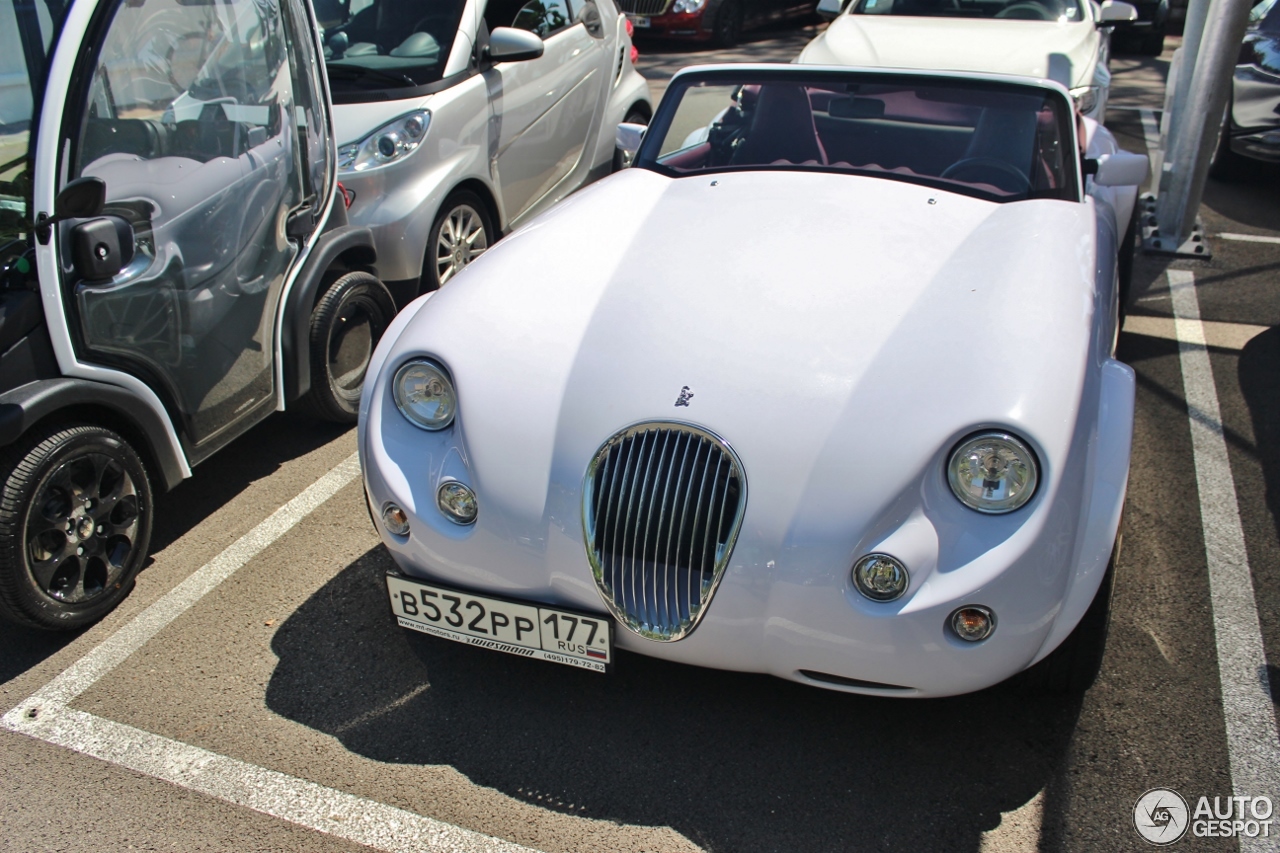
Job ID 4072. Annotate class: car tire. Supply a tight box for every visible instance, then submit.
[0,424,153,631]
[1016,536,1118,695]
[299,271,396,424]
[1209,100,1247,181]
[712,0,742,48]
[423,191,494,292]
[1140,30,1165,56]
[612,107,650,173]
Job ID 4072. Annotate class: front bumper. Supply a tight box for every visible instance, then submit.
[361,358,1134,698]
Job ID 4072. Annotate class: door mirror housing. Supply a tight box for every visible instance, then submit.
[486,27,545,63]
[1097,1,1138,24]
[1090,151,1149,187]
[54,177,106,220]
[816,0,843,20]
[615,122,646,168]
[69,216,135,282]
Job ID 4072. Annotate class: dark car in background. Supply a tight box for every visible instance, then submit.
[1113,0,1168,55]
[618,0,816,46]
[1211,0,1280,177]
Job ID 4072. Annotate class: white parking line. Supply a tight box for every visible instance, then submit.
[3,452,535,853]
[1168,270,1280,844]
[1218,233,1280,245]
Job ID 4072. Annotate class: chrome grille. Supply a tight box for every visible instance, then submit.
[583,423,746,642]
[617,0,671,16]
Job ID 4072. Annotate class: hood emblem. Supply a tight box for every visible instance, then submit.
[675,386,694,407]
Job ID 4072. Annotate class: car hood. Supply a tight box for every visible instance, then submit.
[375,168,1099,531]
[798,16,1101,89]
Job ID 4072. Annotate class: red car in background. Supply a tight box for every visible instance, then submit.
[620,0,816,46]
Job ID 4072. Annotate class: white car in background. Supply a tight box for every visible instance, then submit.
[321,0,652,306]
[360,64,1149,697]
[800,0,1138,122]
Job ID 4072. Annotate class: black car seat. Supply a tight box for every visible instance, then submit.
[731,85,827,166]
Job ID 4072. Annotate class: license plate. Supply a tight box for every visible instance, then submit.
[628,14,650,26]
[386,575,613,673]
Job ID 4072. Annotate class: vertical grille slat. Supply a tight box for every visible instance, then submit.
[584,423,746,642]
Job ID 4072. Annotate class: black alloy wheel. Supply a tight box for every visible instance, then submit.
[712,0,743,48]
[1209,98,1247,181]
[301,270,397,423]
[0,424,153,630]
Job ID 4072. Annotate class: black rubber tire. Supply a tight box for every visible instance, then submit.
[1117,204,1137,322]
[422,190,494,293]
[0,424,153,631]
[612,107,650,173]
[1140,30,1165,56]
[1209,100,1247,182]
[1016,537,1119,695]
[712,0,742,48]
[299,271,396,424]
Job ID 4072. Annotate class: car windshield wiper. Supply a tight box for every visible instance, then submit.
[326,64,418,89]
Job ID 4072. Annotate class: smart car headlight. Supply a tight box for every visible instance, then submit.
[1069,86,1100,115]
[393,359,456,430]
[338,110,430,173]
[946,431,1039,514]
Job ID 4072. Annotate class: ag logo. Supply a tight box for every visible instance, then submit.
[1134,788,1190,845]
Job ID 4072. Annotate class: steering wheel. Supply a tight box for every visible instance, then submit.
[940,157,1033,193]
[994,1,1050,18]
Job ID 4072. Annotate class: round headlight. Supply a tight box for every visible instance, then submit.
[375,132,401,161]
[393,360,456,430]
[381,502,410,536]
[852,553,909,602]
[947,431,1038,514]
[437,481,478,524]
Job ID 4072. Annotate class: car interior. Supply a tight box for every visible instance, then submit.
[653,82,1076,201]
[319,0,467,77]
[853,0,1083,21]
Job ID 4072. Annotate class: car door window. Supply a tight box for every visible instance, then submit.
[69,0,308,459]
[511,0,573,36]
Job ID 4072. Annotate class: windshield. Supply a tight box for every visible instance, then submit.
[318,0,467,97]
[638,73,1079,203]
[849,0,1085,22]
[1,0,65,256]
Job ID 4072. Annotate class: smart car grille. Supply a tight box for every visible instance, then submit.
[616,0,671,15]
[583,423,746,642]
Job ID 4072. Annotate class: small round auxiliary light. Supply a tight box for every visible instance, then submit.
[950,606,996,642]
[382,503,410,537]
[437,481,478,525]
[852,553,909,602]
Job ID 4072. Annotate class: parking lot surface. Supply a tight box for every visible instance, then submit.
[3,27,1279,853]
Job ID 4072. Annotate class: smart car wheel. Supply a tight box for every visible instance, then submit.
[712,0,742,48]
[1017,536,1118,695]
[425,191,493,291]
[0,424,153,631]
[1209,99,1246,181]
[301,271,396,423]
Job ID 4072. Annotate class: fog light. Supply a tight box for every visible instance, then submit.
[852,553,909,601]
[950,606,995,642]
[382,503,410,536]
[437,481,478,525]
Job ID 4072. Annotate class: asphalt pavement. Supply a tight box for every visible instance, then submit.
[2,27,1278,853]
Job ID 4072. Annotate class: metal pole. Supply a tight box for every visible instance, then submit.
[1159,0,1213,186]
[1147,0,1254,256]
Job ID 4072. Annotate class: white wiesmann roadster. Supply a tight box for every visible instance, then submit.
[359,64,1148,697]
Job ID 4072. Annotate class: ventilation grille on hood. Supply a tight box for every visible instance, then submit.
[583,422,746,642]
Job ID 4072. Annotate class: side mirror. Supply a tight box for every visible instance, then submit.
[615,122,646,168]
[70,216,135,282]
[816,0,843,20]
[486,27,545,62]
[54,177,106,220]
[1091,150,1148,187]
[1097,0,1138,24]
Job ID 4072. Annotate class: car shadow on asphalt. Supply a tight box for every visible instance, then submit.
[0,412,350,687]
[267,545,1083,852]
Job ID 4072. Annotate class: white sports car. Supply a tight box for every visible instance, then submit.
[359,64,1148,697]
[800,0,1139,122]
